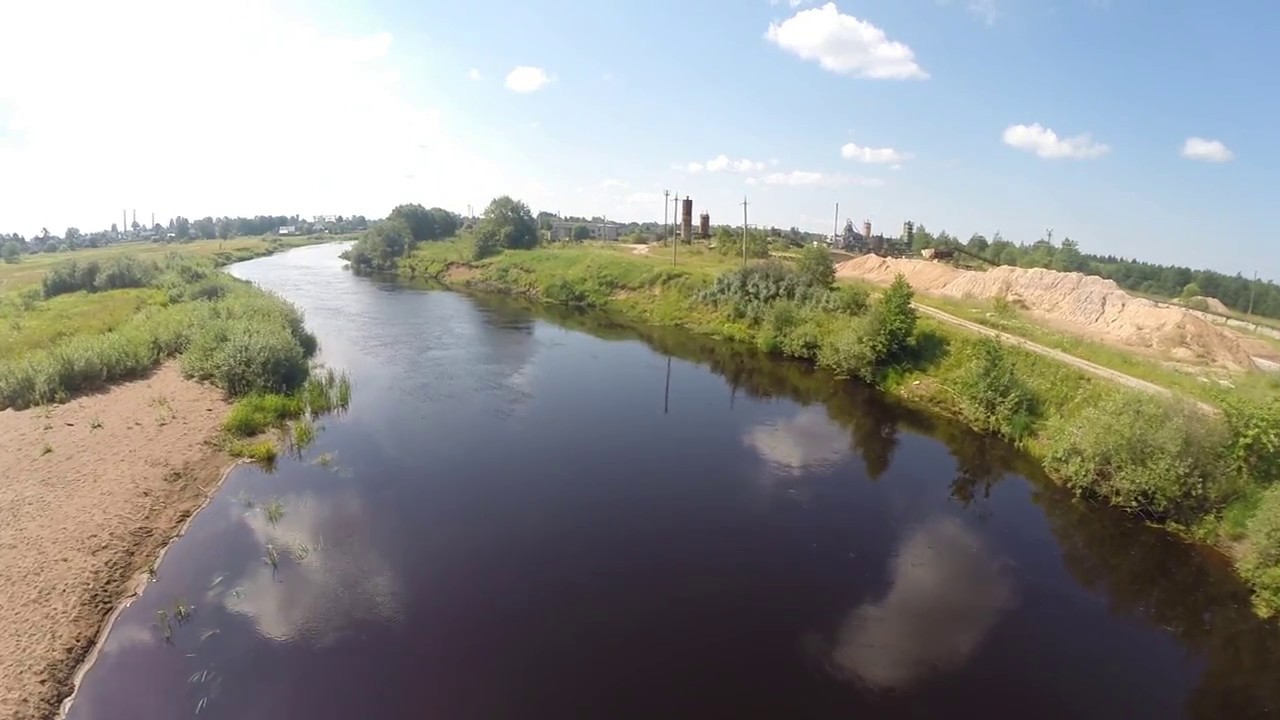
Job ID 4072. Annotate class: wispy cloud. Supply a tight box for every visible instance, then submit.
[841,142,910,164]
[682,154,767,174]
[467,68,482,81]
[1002,123,1110,159]
[748,171,884,187]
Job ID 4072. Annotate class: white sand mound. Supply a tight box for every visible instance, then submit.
[836,255,1255,370]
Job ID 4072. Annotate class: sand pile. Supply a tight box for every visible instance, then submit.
[1179,295,1232,314]
[836,255,1256,369]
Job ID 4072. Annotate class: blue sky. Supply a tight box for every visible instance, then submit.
[1,0,1274,277]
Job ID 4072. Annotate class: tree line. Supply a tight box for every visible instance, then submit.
[0,215,371,264]
[909,225,1280,320]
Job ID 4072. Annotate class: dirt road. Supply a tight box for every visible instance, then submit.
[914,303,1215,410]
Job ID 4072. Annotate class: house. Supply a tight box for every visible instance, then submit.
[278,225,297,235]
[550,220,622,241]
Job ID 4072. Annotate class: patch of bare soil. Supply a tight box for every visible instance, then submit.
[836,256,1256,370]
[0,363,232,720]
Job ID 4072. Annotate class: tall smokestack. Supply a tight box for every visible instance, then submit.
[863,220,872,242]
[681,197,693,244]
[132,209,136,228]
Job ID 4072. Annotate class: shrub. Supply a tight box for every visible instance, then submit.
[1221,395,1280,487]
[42,260,101,297]
[1041,392,1228,521]
[796,245,835,288]
[952,338,1038,440]
[94,256,157,291]
[1240,484,1280,616]
[816,318,879,381]
[472,231,501,260]
[182,322,309,396]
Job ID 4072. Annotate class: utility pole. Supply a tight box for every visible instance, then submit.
[671,193,678,245]
[1249,270,1259,317]
[741,195,749,267]
[663,189,672,264]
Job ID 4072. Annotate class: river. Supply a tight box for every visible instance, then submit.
[63,242,1279,719]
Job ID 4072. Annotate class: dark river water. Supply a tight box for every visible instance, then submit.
[64,243,1279,719]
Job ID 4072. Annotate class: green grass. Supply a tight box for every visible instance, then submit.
[0,234,341,294]
[0,288,160,360]
[225,438,277,465]
[0,240,335,409]
[223,393,304,436]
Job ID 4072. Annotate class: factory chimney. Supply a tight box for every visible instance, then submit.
[681,197,693,244]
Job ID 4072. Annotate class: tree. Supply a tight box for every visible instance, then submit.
[110,223,119,236]
[571,224,591,241]
[173,216,191,240]
[1,241,20,264]
[796,244,835,288]
[869,274,918,360]
[476,196,538,251]
[388,203,435,243]
[967,233,989,254]
[346,219,413,271]
[194,217,217,240]
[1182,282,1203,299]
[64,227,81,246]
[428,207,459,238]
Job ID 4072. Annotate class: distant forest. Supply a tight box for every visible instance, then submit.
[909,225,1278,321]
[0,215,370,259]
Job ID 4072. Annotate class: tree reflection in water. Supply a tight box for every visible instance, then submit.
[523,298,1280,719]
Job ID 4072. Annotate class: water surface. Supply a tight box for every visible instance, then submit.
[66,243,1279,719]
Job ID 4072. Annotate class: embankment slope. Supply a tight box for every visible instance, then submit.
[836,255,1256,370]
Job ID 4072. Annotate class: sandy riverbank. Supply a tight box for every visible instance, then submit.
[0,363,233,720]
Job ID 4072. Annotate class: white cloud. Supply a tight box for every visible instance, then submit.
[756,171,884,188]
[1181,137,1234,163]
[765,3,928,80]
[0,0,504,232]
[681,154,766,174]
[841,142,909,164]
[770,0,812,6]
[467,68,482,81]
[504,65,551,93]
[1002,123,1110,159]
[600,178,628,190]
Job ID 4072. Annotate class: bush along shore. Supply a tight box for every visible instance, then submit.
[344,216,1280,617]
[1,252,349,459]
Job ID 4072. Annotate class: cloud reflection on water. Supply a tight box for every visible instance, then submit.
[220,491,402,646]
[743,408,851,476]
[830,516,1013,689]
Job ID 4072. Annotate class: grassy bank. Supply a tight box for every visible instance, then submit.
[1,236,349,461]
[0,234,337,294]
[378,236,1280,616]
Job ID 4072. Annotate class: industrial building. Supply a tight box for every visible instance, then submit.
[550,220,622,241]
